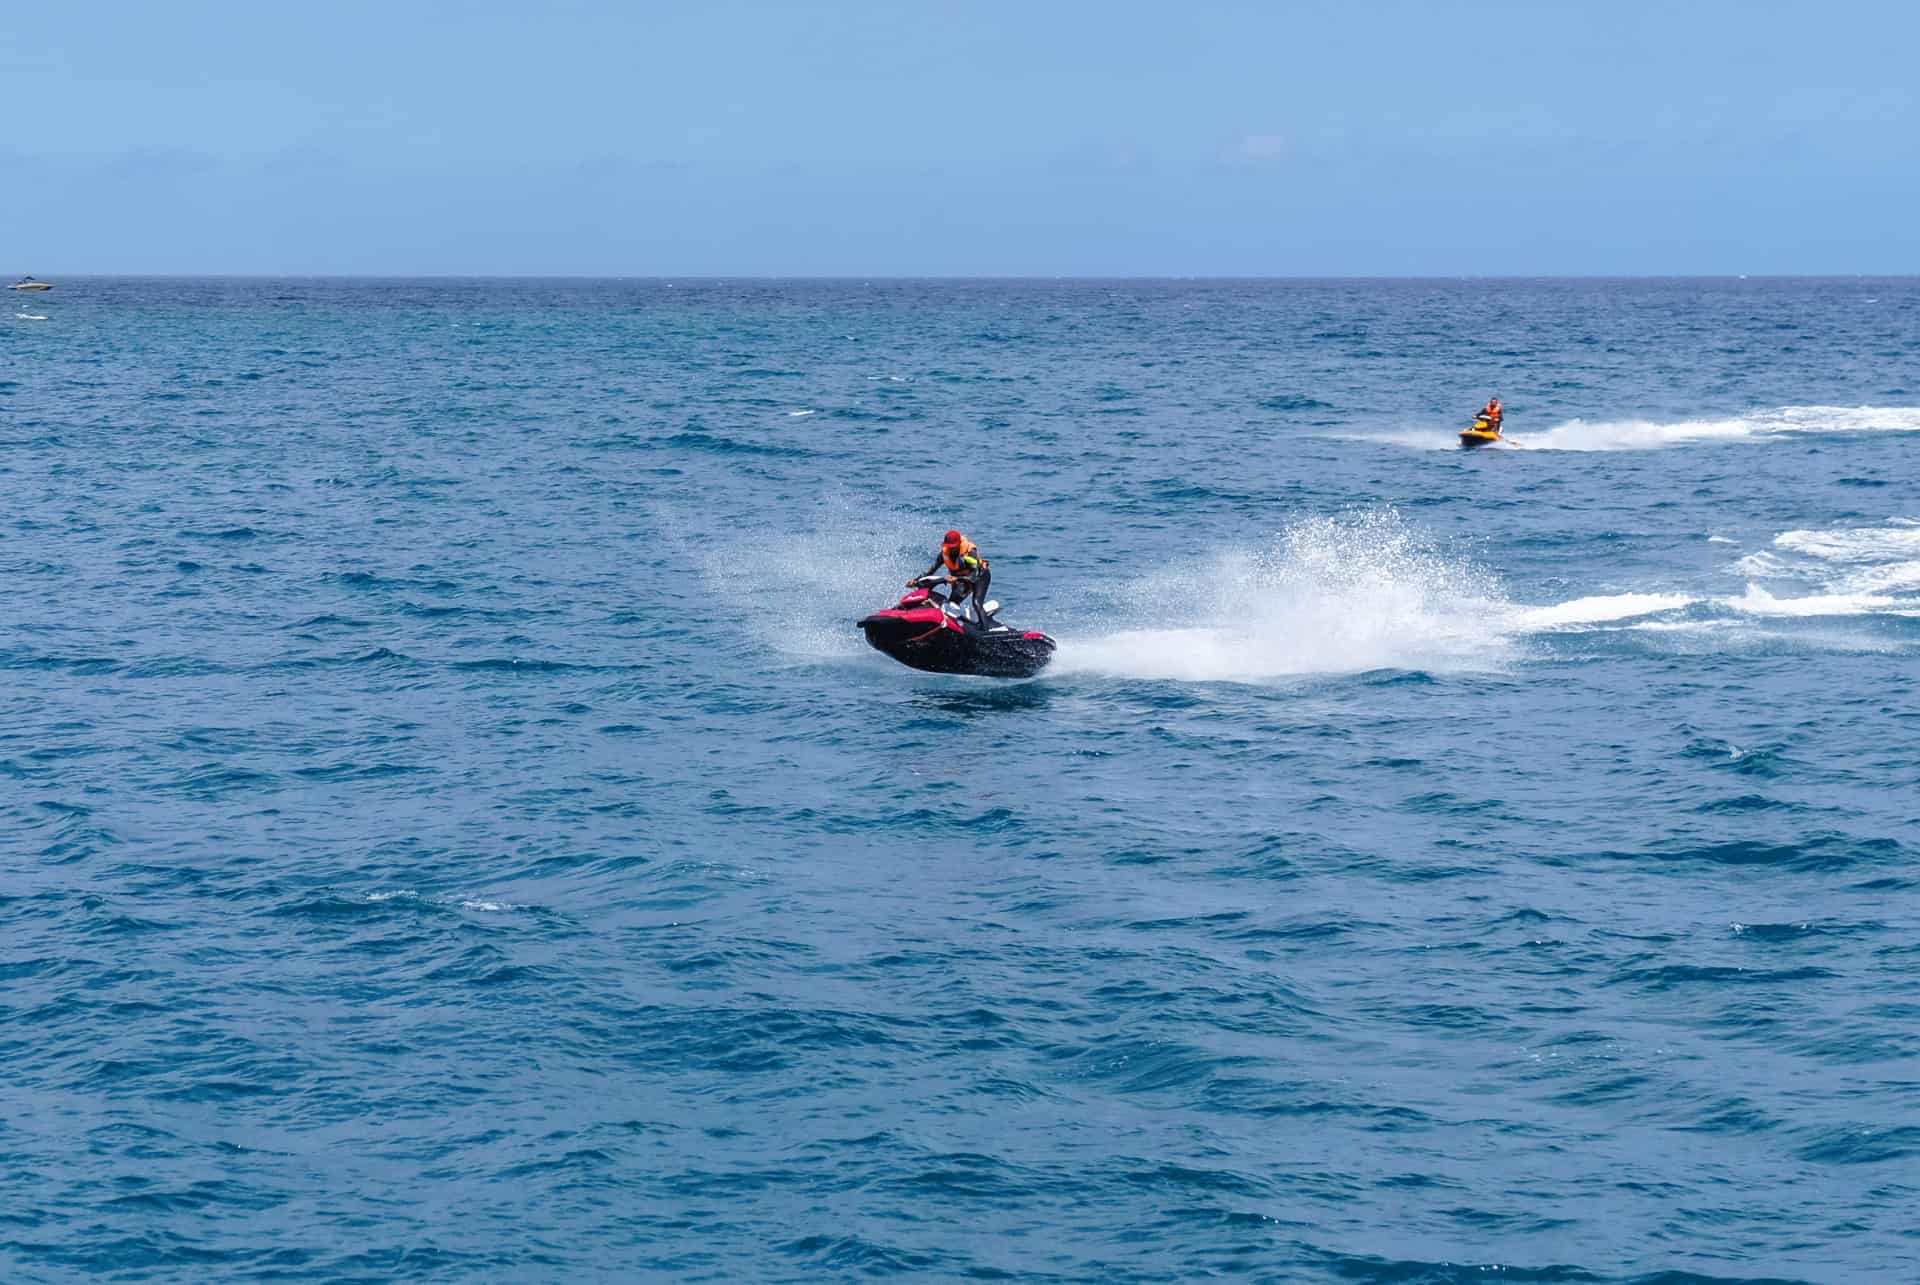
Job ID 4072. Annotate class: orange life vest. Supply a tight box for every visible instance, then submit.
[942,535,984,574]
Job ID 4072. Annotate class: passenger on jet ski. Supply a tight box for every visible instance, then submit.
[1477,396,1503,432]
[914,529,992,625]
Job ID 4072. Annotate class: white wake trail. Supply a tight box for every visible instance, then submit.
[1725,518,1920,619]
[1505,405,1920,452]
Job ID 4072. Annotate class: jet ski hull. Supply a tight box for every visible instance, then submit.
[858,606,1056,678]
[1460,415,1502,448]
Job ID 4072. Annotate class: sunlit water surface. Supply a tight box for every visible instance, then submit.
[4,278,1918,1282]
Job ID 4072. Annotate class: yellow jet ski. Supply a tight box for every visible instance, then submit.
[1459,414,1502,448]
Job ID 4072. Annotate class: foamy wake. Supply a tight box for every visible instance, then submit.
[1056,511,1514,681]
[1540,520,1920,625]
[1726,586,1914,617]
[1055,514,1920,683]
[1535,521,1920,626]
[1505,405,1920,452]
[1725,519,1920,618]
[1368,406,1920,453]
[1512,593,1697,630]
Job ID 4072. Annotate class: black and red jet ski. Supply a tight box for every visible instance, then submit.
[857,581,1056,678]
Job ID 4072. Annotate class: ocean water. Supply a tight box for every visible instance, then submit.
[3,277,1918,1283]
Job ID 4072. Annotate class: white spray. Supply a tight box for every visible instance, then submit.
[1055,510,1515,682]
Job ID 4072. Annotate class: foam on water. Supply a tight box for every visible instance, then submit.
[1726,585,1911,617]
[1358,406,1920,453]
[1511,592,1696,629]
[1057,510,1512,681]
[1774,518,1920,564]
[1052,513,1920,681]
[1728,517,1920,617]
[1837,559,1920,594]
[1506,405,1920,452]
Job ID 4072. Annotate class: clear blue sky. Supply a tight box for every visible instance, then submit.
[4,0,1916,275]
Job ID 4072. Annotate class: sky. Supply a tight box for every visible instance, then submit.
[3,0,1917,275]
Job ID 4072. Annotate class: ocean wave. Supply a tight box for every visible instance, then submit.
[662,430,816,457]
[1590,835,1903,873]
[1797,1124,1920,1166]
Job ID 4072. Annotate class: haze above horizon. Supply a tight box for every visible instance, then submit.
[6,0,1916,277]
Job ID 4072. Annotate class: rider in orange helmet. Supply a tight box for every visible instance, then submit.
[913,529,993,625]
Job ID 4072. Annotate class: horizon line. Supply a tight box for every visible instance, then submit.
[14,271,1919,283]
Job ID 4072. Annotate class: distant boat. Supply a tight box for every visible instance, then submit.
[9,277,52,291]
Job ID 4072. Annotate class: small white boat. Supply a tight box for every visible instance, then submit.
[9,277,52,291]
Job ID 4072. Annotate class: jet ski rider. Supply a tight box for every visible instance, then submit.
[914,529,992,625]
[1478,396,1503,432]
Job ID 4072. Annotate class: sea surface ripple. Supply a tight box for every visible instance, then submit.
[3,278,1918,1282]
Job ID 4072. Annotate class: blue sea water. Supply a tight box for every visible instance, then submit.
[3,277,1919,1283]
